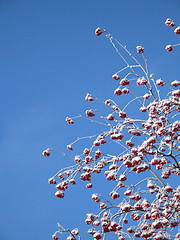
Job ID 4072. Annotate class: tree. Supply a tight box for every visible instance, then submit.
[43,18,180,240]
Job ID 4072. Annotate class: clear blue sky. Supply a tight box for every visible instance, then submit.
[0,0,180,240]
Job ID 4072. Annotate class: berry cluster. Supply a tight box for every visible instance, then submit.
[165,18,180,52]
[44,21,180,240]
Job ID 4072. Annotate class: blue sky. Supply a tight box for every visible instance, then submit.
[0,0,180,240]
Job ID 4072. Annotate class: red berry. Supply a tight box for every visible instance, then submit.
[111,105,119,111]
[93,140,100,146]
[95,27,103,36]
[69,179,76,185]
[119,174,127,181]
[100,202,107,209]
[122,87,129,94]
[55,190,65,198]
[172,89,180,97]
[112,74,120,80]
[156,78,164,86]
[118,236,125,240]
[52,179,56,184]
[165,184,173,192]
[126,140,134,147]
[111,191,120,199]
[171,80,180,87]
[114,88,122,96]
[121,203,131,212]
[93,232,102,239]
[161,147,166,152]
[83,148,90,155]
[52,234,59,240]
[67,145,73,151]
[140,106,147,112]
[58,173,65,180]
[64,171,70,177]
[66,117,74,124]
[174,26,180,35]
[124,189,132,196]
[165,18,175,27]
[71,228,79,235]
[67,236,76,240]
[127,227,135,233]
[86,183,93,188]
[123,219,128,224]
[120,78,129,86]
[165,45,173,52]
[92,193,100,202]
[119,111,126,118]
[100,139,106,144]
[48,178,54,184]
[107,114,114,121]
[86,110,95,117]
[74,155,81,163]
[85,93,94,101]
[93,220,100,226]
[42,150,50,157]
[105,99,111,106]
[137,77,147,85]
[136,46,144,54]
